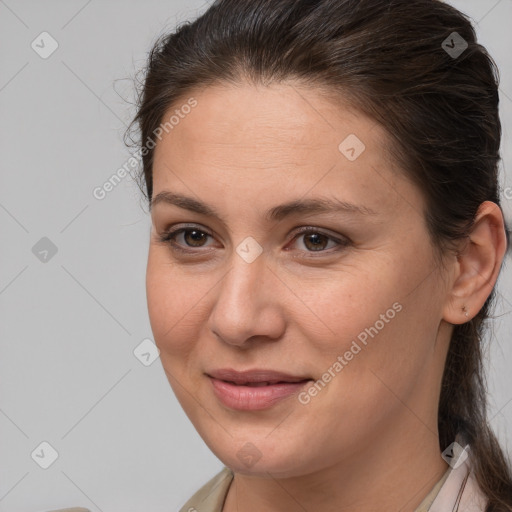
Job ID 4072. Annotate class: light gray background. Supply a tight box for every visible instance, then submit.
[1,1,511,511]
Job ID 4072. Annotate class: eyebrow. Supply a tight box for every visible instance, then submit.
[150,191,377,223]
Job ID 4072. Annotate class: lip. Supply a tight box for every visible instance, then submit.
[206,368,313,411]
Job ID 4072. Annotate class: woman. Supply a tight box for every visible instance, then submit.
[127,0,512,510]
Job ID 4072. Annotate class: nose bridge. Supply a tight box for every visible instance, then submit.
[208,245,284,345]
[218,247,268,318]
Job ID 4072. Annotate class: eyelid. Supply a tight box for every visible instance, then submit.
[287,226,350,257]
[157,223,217,254]
[158,222,350,255]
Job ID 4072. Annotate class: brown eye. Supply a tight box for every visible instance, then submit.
[159,227,214,251]
[159,224,349,257]
[301,232,330,251]
[182,229,209,247]
[289,227,349,255]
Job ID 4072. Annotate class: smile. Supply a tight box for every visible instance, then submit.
[207,371,313,411]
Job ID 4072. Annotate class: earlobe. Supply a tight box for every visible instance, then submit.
[442,201,507,325]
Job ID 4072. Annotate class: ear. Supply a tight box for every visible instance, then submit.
[443,201,508,325]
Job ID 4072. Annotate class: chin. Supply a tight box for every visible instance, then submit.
[202,431,317,478]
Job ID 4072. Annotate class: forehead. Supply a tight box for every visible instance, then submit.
[153,80,391,169]
[150,81,423,222]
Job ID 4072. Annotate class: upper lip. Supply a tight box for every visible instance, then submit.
[207,368,312,385]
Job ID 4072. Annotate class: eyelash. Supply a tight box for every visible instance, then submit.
[157,224,350,258]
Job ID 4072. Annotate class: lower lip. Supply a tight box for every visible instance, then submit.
[208,376,312,411]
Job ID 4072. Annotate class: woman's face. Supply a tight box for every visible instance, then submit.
[147,82,452,477]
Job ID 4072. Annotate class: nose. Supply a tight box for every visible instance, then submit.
[207,249,286,348]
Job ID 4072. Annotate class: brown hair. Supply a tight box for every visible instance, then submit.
[127,0,512,509]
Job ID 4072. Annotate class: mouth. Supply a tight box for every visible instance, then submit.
[206,368,312,384]
[206,368,314,410]
[220,380,309,387]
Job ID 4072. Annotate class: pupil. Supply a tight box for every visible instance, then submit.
[186,230,206,246]
[306,233,326,251]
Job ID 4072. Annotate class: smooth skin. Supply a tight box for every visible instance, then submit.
[146,81,507,512]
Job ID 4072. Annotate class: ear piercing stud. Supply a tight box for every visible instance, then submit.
[462,305,469,318]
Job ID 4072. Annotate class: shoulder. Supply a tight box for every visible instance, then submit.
[429,456,487,512]
[179,466,234,512]
[457,469,488,512]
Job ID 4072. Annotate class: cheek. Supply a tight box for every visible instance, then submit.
[291,272,433,443]
[146,248,204,357]
[146,250,211,410]
[299,264,401,347]
[334,277,441,412]
[302,250,438,383]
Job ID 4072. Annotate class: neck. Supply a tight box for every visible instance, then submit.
[223,418,449,512]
